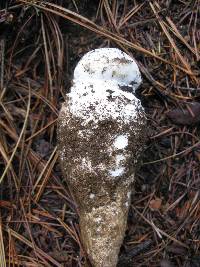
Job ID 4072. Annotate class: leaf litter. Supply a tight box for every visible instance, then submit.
[0,1,200,266]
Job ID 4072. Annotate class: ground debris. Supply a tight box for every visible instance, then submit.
[160,259,175,267]
[167,102,200,125]
[0,0,200,266]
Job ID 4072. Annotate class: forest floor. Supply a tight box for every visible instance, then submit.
[0,1,200,266]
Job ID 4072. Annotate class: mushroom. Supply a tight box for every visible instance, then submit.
[58,48,147,267]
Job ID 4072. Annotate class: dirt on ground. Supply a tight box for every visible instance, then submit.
[0,1,200,266]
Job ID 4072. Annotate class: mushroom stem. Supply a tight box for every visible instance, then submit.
[80,185,131,267]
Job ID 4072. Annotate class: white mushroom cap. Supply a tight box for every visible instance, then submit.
[66,48,144,125]
[74,48,142,92]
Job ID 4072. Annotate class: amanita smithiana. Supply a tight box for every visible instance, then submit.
[58,48,147,267]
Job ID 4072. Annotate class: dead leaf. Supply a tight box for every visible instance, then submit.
[49,250,70,262]
[160,259,175,267]
[166,243,187,255]
[149,197,162,211]
[0,200,13,208]
[167,102,200,125]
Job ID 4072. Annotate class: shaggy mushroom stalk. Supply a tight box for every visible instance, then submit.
[58,48,147,267]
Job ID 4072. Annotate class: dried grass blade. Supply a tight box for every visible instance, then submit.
[41,14,53,97]
[8,228,62,267]
[166,17,196,56]
[32,146,57,195]
[19,199,40,264]
[0,220,6,267]
[25,118,57,142]
[0,83,31,185]
[0,139,18,189]
[143,139,200,165]
[34,150,59,202]
[149,2,194,76]
[18,0,194,75]
[103,0,118,32]
[47,14,64,69]
[17,85,58,115]
[133,207,189,249]
[0,39,5,91]
[118,3,144,28]
[57,217,81,245]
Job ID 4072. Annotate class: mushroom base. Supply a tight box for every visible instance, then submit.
[79,186,131,267]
